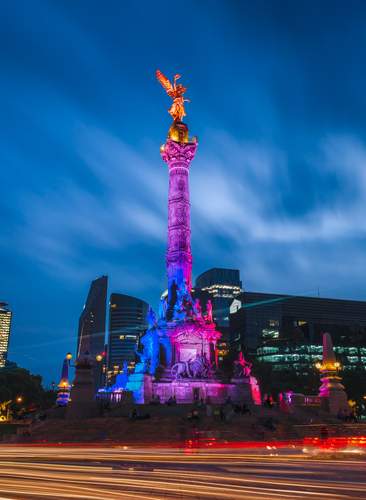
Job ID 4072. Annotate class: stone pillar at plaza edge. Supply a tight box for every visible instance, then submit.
[56,357,71,407]
[66,353,98,419]
[318,332,349,415]
[161,122,197,302]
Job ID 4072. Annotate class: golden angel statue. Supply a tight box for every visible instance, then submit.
[156,69,190,122]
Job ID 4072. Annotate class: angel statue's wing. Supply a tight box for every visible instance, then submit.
[156,69,175,97]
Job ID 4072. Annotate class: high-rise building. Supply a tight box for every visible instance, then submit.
[77,276,108,360]
[0,302,12,368]
[193,268,242,362]
[229,291,366,373]
[107,293,149,378]
[195,268,242,327]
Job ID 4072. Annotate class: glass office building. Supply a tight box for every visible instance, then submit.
[194,268,242,361]
[77,276,108,359]
[107,293,149,378]
[230,291,366,372]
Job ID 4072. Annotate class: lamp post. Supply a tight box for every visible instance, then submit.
[95,353,105,389]
[64,351,105,392]
[12,396,24,419]
[315,361,342,372]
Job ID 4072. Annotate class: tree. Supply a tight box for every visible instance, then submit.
[342,368,366,403]
[0,365,55,412]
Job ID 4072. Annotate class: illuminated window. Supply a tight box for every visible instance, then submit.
[260,346,279,354]
[262,329,279,339]
[311,355,322,361]
[347,348,358,355]
[269,320,279,327]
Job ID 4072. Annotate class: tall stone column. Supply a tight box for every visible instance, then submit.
[161,132,197,298]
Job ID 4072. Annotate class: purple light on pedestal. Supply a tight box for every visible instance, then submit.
[161,137,197,295]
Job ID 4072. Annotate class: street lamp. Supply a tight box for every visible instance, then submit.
[65,353,76,368]
[315,361,341,371]
[95,353,105,388]
[16,396,23,403]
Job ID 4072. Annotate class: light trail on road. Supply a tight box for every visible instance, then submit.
[0,446,365,499]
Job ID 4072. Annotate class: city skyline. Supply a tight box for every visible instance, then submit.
[2,1,366,382]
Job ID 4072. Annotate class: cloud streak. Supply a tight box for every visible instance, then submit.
[193,133,366,244]
[9,123,366,305]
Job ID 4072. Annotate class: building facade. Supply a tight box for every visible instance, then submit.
[230,291,366,372]
[77,276,108,358]
[0,302,12,368]
[77,276,108,388]
[256,343,366,372]
[107,293,149,378]
[195,268,242,328]
[194,268,242,360]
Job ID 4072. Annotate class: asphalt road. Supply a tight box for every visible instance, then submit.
[0,446,365,499]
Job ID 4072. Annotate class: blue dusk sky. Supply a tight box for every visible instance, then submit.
[2,1,366,384]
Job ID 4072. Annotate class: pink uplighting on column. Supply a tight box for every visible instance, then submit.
[161,137,197,294]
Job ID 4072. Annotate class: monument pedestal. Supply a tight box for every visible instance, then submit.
[319,373,349,415]
[151,377,261,405]
[229,377,255,404]
[153,379,229,404]
[126,373,153,404]
[230,377,252,403]
[66,358,98,419]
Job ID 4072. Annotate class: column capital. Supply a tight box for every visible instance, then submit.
[161,139,198,166]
